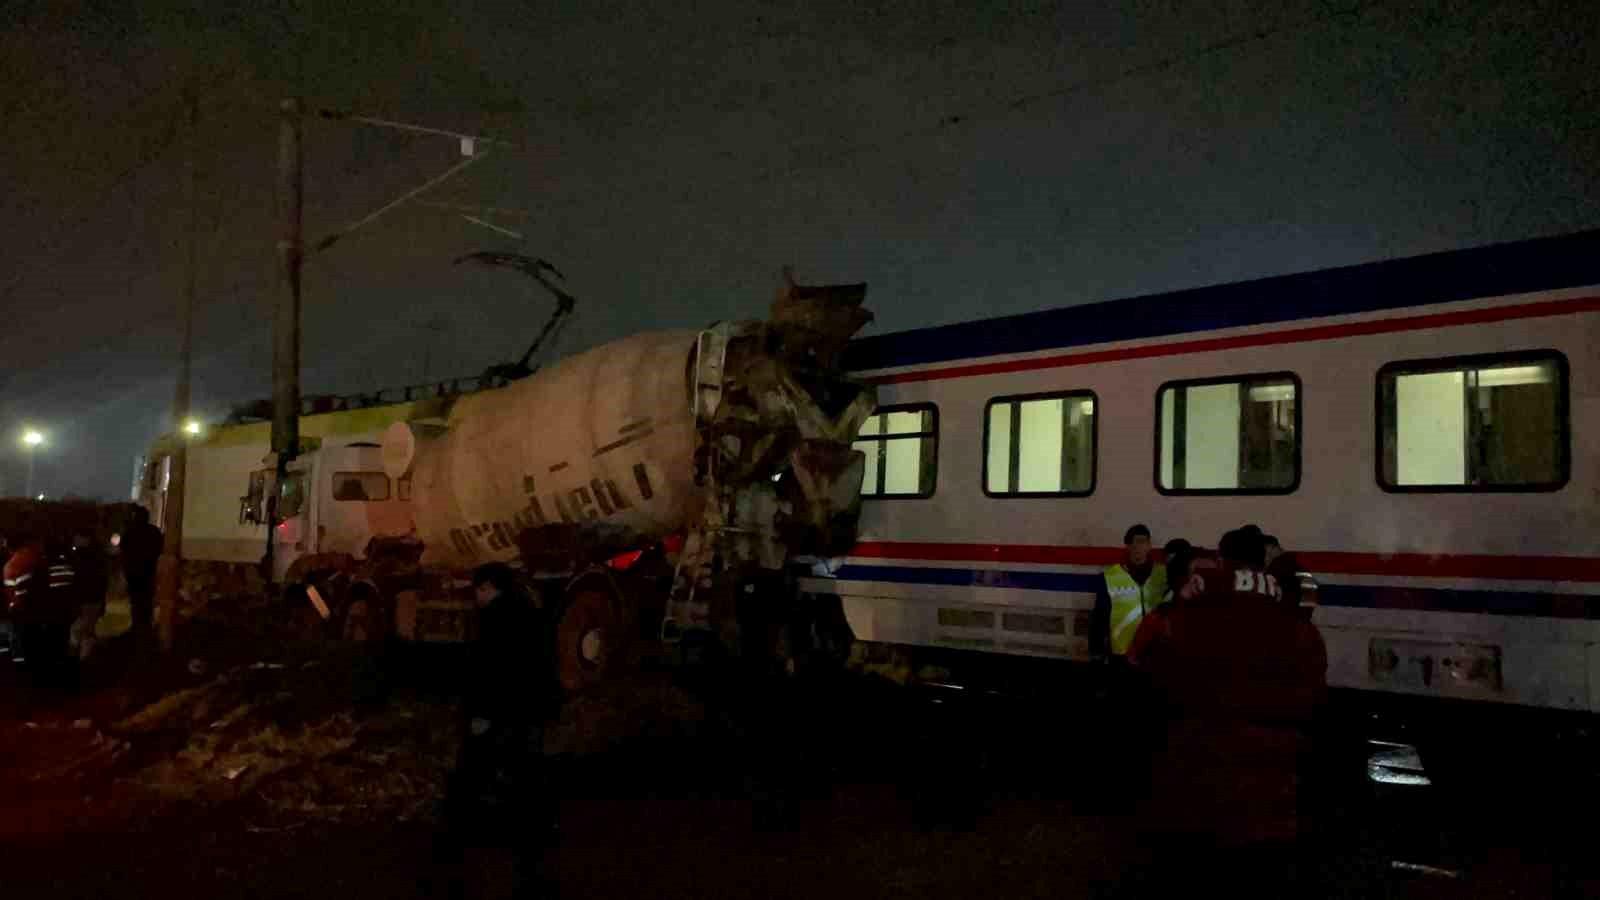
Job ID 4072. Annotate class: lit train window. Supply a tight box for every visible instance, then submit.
[1378,352,1568,492]
[984,391,1096,497]
[1156,373,1300,494]
[854,404,938,498]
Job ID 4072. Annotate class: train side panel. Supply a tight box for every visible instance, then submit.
[813,285,1600,713]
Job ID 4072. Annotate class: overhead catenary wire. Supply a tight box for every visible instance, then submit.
[414,200,531,218]
[3,0,1386,393]
[309,148,493,255]
[0,94,498,379]
[460,214,524,239]
[630,0,1386,200]
[313,107,520,149]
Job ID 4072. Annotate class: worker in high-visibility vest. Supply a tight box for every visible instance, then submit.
[1080,524,1169,817]
[1090,524,1168,661]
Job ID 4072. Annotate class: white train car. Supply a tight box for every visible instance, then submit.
[808,230,1600,749]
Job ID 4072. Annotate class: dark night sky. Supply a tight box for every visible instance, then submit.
[2,0,1597,500]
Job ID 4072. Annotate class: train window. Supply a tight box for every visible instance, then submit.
[983,391,1096,496]
[854,404,938,498]
[1378,352,1568,492]
[1156,373,1300,494]
[333,471,391,502]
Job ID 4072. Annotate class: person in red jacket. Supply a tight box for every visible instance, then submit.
[3,534,80,679]
[1127,527,1328,894]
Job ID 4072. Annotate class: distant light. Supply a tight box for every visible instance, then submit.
[21,429,44,448]
[110,533,122,548]
[35,494,44,501]
[183,419,203,436]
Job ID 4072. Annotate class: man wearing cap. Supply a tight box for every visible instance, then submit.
[1091,524,1168,662]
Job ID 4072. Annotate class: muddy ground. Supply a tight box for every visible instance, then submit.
[0,596,1592,899]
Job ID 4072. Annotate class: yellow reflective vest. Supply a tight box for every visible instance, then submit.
[1104,562,1169,656]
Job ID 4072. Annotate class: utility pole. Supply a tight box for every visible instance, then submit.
[154,90,199,652]
[253,102,499,579]
[265,97,303,582]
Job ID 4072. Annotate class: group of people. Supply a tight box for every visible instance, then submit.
[1091,523,1314,664]
[1092,522,1329,893]
[1,505,165,678]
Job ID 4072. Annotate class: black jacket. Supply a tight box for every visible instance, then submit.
[463,590,559,723]
[121,523,163,581]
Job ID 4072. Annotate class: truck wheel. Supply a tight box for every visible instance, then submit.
[557,587,635,693]
[283,579,334,640]
[342,582,389,643]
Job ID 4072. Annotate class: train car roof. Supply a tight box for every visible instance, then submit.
[842,228,1600,373]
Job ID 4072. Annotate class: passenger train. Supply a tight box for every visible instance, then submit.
[808,230,1600,751]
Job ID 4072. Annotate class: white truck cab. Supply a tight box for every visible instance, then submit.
[247,443,414,583]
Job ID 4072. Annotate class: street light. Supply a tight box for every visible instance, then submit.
[20,428,45,499]
[183,419,203,437]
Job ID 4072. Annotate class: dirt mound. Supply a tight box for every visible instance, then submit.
[546,675,708,756]
[109,656,455,826]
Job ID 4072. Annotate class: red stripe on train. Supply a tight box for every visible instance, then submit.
[849,541,1600,582]
[852,541,1124,567]
[869,294,1600,385]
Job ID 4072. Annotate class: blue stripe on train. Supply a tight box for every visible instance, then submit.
[1316,584,1600,619]
[843,229,1600,372]
[825,564,1600,620]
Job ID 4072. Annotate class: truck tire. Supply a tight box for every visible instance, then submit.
[283,576,339,640]
[556,586,636,693]
[341,581,390,643]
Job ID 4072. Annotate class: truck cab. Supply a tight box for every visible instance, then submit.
[248,443,414,582]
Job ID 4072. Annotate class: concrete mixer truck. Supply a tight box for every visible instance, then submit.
[137,268,876,690]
